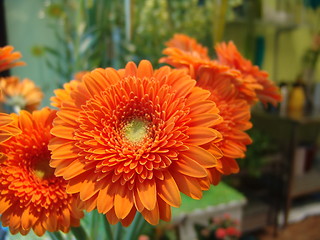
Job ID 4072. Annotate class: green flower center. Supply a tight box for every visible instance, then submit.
[123,118,149,144]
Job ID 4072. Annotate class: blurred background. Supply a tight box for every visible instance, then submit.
[1,0,320,239]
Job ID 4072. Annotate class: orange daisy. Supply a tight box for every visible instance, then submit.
[0,76,43,113]
[0,108,84,236]
[196,66,252,184]
[51,71,88,109]
[0,113,21,143]
[159,34,212,79]
[0,45,25,72]
[215,41,282,106]
[160,34,262,102]
[49,60,223,226]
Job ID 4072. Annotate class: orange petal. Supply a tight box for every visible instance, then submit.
[50,125,75,140]
[56,108,78,127]
[21,207,32,230]
[84,195,98,212]
[133,190,145,212]
[137,60,153,79]
[158,197,171,222]
[157,171,181,208]
[125,62,137,77]
[172,172,202,200]
[114,187,134,219]
[106,208,119,225]
[182,145,217,168]
[33,222,45,236]
[18,111,33,130]
[172,155,207,178]
[141,202,159,225]
[61,207,71,228]
[97,185,114,214]
[121,207,137,227]
[137,179,157,210]
[0,198,12,212]
[188,100,216,115]
[186,127,219,145]
[189,113,222,128]
[80,175,100,201]
[51,143,79,159]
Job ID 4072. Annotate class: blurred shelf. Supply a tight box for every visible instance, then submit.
[291,169,320,198]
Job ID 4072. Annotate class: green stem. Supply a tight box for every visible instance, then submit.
[125,212,145,240]
[103,215,114,240]
[47,231,63,240]
[90,210,100,240]
[114,222,123,240]
[71,225,90,240]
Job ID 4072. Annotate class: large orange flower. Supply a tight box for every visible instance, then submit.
[0,108,83,236]
[0,76,43,112]
[0,45,25,72]
[49,60,223,226]
[215,41,282,106]
[196,66,252,184]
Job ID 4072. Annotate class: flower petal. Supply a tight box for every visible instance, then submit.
[157,171,181,208]
[137,179,157,210]
[182,145,218,168]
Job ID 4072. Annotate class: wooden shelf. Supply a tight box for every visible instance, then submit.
[291,170,320,198]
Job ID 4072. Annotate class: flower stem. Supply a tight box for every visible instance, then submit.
[103,215,114,240]
[47,231,63,240]
[71,225,90,240]
[114,222,123,240]
[125,212,145,240]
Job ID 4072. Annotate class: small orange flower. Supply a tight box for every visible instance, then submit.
[196,66,252,184]
[49,60,223,226]
[159,34,212,79]
[0,76,43,113]
[0,113,21,143]
[0,108,84,236]
[51,79,81,108]
[51,71,88,109]
[215,41,282,106]
[164,34,210,60]
[160,34,264,104]
[0,45,25,72]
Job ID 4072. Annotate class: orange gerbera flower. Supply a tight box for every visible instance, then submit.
[160,34,262,102]
[159,34,211,79]
[51,71,88,109]
[0,113,21,143]
[0,45,25,72]
[196,66,252,184]
[49,60,223,226]
[0,76,43,113]
[0,108,84,236]
[215,41,282,106]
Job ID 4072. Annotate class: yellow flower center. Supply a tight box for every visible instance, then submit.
[123,118,149,144]
[33,160,55,180]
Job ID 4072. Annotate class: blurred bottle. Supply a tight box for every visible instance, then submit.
[287,78,306,119]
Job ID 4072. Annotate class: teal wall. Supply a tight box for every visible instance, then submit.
[4,0,61,107]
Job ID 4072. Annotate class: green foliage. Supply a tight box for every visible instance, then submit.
[239,128,278,178]
[34,0,245,86]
